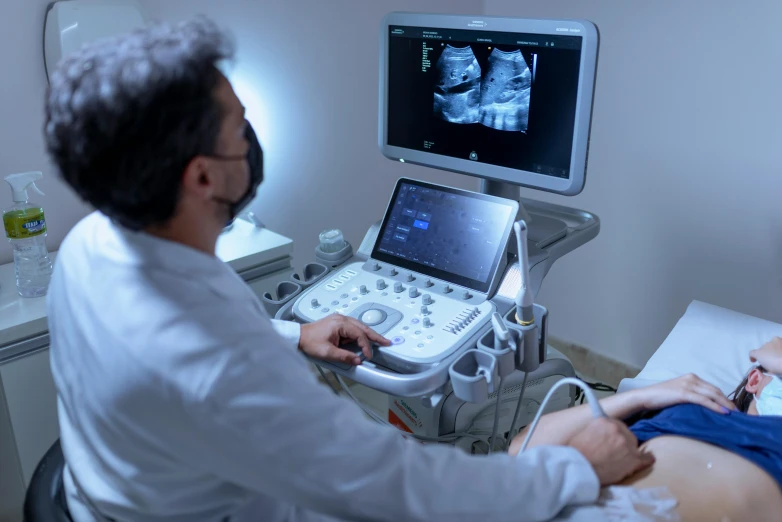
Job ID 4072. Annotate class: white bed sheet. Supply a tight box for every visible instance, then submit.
[618,300,782,396]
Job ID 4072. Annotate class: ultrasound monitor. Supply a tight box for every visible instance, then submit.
[379,13,599,195]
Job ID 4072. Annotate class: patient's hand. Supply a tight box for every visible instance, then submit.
[568,417,654,486]
[750,337,782,374]
[632,374,736,414]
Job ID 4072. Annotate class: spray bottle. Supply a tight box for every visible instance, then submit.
[2,172,53,297]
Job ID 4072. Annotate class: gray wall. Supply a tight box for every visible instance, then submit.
[0,0,483,268]
[484,0,782,366]
[3,0,782,369]
[0,0,92,266]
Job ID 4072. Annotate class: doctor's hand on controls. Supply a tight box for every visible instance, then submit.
[43,17,648,522]
[299,314,390,365]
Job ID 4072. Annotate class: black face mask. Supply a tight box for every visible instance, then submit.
[212,120,264,223]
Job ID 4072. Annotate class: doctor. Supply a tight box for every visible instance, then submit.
[43,17,652,522]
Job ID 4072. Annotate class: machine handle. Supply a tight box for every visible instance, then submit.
[310,351,462,398]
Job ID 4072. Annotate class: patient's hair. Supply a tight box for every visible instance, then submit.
[730,365,766,413]
[44,17,234,231]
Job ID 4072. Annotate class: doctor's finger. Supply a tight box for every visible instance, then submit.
[327,346,362,366]
[338,320,376,359]
[341,318,390,347]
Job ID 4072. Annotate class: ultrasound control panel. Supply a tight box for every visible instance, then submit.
[292,179,518,372]
[293,261,496,371]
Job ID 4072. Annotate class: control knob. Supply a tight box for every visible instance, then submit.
[420,305,430,315]
[360,285,369,295]
[422,294,433,306]
[409,287,419,298]
[376,279,387,290]
[406,273,415,282]
[423,317,432,328]
[311,299,320,308]
[394,282,404,293]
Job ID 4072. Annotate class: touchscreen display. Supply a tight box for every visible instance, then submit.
[373,180,516,292]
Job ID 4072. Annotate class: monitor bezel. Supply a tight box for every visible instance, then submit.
[371,177,519,294]
[378,12,599,196]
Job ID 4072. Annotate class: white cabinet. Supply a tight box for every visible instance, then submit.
[0,348,59,486]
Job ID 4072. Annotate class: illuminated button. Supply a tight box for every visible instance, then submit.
[409,287,419,298]
[381,292,388,297]
[415,330,422,335]
[341,293,349,299]
[422,294,433,306]
[411,318,420,325]
[325,284,337,291]
[403,326,410,331]
[391,336,405,345]
[332,279,344,286]
[321,308,330,313]
[339,275,350,281]
[417,343,425,348]
[331,300,339,306]
[427,335,434,340]
[351,297,359,302]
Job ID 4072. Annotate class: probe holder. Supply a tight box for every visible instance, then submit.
[477,329,518,380]
[449,349,498,403]
[262,281,303,316]
[291,262,329,289]
[503,304,548,373]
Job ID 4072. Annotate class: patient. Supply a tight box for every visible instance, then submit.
[509,338,782,522]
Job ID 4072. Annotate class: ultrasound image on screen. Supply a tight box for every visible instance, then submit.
[387,26,582,179]
[375,183,514,287]
[435,46,531,132]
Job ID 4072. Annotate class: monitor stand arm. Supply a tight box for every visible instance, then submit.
[480,179,568,253]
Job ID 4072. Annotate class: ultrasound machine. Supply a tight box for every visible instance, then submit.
[272,12,600,453]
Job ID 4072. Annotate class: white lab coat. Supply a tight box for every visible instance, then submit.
[48,212,600,522]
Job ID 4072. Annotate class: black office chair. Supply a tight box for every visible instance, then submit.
[23,439,72,522]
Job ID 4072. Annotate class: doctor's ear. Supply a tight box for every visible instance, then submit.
[181,157,215,195]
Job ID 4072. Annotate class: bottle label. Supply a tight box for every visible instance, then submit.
[3,208,47,239]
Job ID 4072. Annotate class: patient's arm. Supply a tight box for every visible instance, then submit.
[509,374,735,455]
[750,337,782,374]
